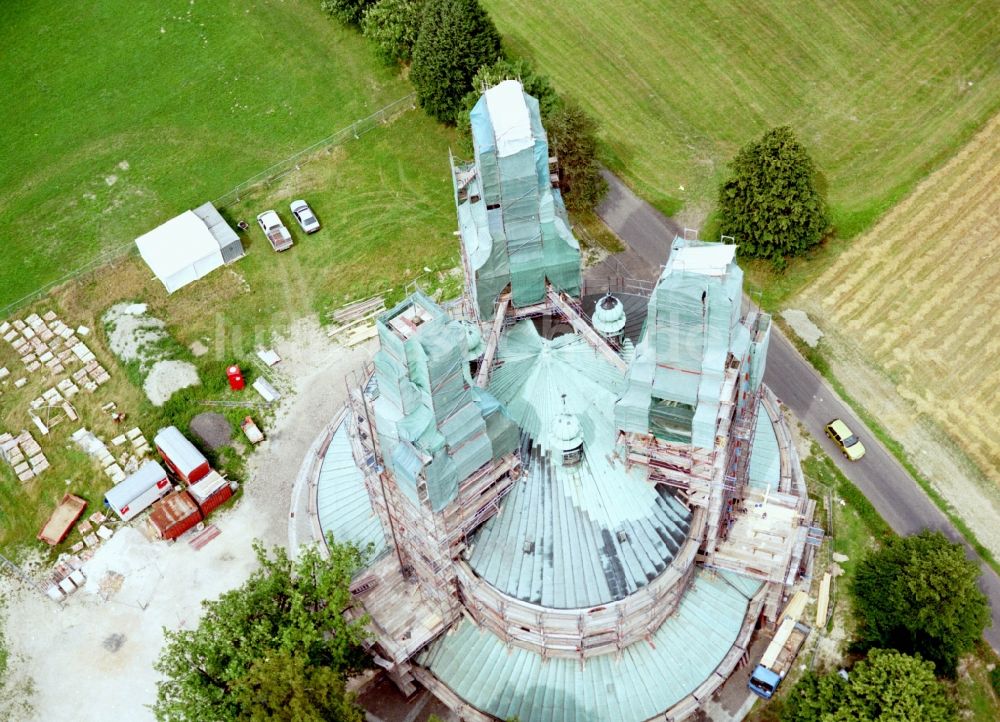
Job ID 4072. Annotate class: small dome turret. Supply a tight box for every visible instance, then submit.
[593,293,626,339]
[462,321,485,361]
[549,395,584,465]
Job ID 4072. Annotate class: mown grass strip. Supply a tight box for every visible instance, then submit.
[484,0,1000,241]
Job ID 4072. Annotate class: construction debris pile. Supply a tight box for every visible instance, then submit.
[0,430,49,481]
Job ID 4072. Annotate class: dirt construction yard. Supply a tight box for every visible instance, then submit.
[1,319,371,721]
[794,112,1000,554]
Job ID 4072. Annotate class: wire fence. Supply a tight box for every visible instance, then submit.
[212,93,416,210]
[0,93,418,321]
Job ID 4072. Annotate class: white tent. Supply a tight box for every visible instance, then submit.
[135,210,227,293]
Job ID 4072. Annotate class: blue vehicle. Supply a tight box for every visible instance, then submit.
[748,618,811,699]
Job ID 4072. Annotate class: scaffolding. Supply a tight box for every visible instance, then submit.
[312,79,816,721]
[457,80,581,321]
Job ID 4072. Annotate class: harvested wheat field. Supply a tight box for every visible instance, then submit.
[796,113,1000,549]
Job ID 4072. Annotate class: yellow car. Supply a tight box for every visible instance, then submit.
[825,419,866,461]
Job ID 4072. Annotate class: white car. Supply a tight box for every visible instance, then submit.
[256,210,293,252]
[290,199,320,234]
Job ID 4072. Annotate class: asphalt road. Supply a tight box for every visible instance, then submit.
[592,170,1000,651]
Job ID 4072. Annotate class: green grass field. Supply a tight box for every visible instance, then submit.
[484,0,1000,235]
[0,0,414,310]
[0,108,459,555]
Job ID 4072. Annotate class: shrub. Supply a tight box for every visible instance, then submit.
[545,99,608,213]
[321,0,377,27]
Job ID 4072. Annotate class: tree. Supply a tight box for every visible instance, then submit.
[718,126,829,262]
[851,531,989,676]
[545,99,608,213]
[410,0,502,124]
[322,0,376,27]
[455,57,560,151]
[153,538,370,721]
[230,650,364,722]
[461,58,561,120]
[362,0,424,65]
[783,649,956,722]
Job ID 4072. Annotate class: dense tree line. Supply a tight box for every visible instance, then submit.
[851,530,988,677]
[777,531,988,721]
[783,649,956,722]
[325,0,607,213]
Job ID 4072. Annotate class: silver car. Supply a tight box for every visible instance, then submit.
[290,199,320,234]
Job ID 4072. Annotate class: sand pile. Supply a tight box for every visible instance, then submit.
[103,303,199,406]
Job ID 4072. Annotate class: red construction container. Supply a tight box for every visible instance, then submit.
[188,470,234,516]
[154,426,211,484]
[148,490,203,541]
[226,365,245,391]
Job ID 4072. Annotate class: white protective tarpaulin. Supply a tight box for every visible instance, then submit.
[670,244,737,276]
[135,211,225,293]
[485,80,533,158]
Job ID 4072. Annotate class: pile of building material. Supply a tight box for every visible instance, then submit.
[0,312,100,379]
[46,566,87,602]
[112,426,151,458]
[70,359,111,391]
[68,511,114,553]
[327,294,385,347]
[71,427,146,483]
[27,386,80,435]
[252,377,281,403]
[0,430,49,481]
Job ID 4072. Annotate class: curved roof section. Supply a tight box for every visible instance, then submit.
[418,568,762,722]
[468,322,692,607]
[316,419,388,558]
[749,403,781,492]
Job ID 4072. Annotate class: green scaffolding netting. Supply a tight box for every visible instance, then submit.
[372,292,516,511]
[458,81,581,319]
[615,238,770,449]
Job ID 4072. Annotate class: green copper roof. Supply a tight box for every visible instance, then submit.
[418,568,762,721]
[749,405,780,492]
[316,419,388,559]
[469,322,691,607]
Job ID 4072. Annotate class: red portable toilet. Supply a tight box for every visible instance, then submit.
[227,365,245,391]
